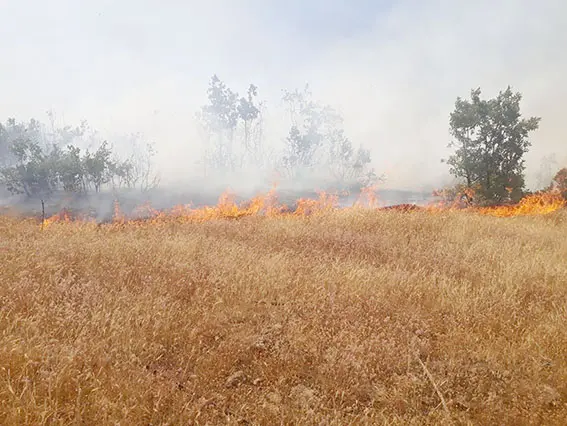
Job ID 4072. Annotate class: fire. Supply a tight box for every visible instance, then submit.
[113,200,127,224]
[477,191,566,217]
[107,186,338,227]
[41,209,73,229]
[354,185,380,208]
[165,189,338,223]
[429,186,565,217]
[36,185,565,230]
[294,191,339,216]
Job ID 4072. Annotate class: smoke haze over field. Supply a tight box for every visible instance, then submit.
[1,0,566,192]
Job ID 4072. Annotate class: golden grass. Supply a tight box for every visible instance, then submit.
[1,208,566,425]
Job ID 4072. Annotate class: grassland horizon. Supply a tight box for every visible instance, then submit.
[1,205,566,424]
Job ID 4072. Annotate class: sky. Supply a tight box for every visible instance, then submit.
[1,0,566,190]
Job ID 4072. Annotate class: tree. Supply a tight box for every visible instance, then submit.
[0,139,55,196]
[0,121,12,166]
[56,144,85,193]
[0,118,46,167]
[326,128,378,189]
[549,167,567,200]
[117,135,160,192]
[282,85,337,178]
[444,87,540,205]
[281,85,378,189]
[198,75,240,172]
[237,84,261,160]
[83,141,114,193]
[197,75,267,175]
[109,159,134,190]
[0,116,160,197]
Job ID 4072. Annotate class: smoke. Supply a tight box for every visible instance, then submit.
[1,0,566,204]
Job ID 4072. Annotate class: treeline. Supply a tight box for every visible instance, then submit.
[0,116,158,198]
[0,77,380,199]
[1,78,565,205]
[197,76,379,190]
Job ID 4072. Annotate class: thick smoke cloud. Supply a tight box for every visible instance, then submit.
[1,0,566,195]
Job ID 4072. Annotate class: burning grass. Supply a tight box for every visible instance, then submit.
[38,187,566,228]
[1,193,566,424]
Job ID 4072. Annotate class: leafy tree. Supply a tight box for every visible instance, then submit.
[109,159,134,190]
[197,76,269,176]
[0,122,11,166]
[0,139,55,196]
[237,84,261,158]
[0,116,160,197]
[134,142,160,192]
[326,128,378,189]
[198,75,240,172]
[56,145,85,193]
[83,141,114,193]
[283,125,317,171]
[444,87,540,205]
[117,135,160,192]
[281,85,378,189]
[0,118,46,167]
[282,85,337,178]
[549,167,567,200]
[47,109,90,149]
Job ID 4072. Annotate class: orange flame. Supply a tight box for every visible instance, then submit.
[113,200,127,224]
[41,209,73,229]
[476,191,565,217]
[354,185,380,208]
[37,185,565,230]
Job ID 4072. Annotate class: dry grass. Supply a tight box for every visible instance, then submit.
[1,208,566,425]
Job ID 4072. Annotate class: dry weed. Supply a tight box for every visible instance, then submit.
[0,209,566,425]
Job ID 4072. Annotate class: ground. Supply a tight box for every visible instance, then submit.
[0,207,566,425]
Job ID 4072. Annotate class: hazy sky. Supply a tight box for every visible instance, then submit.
[1,0,566,190]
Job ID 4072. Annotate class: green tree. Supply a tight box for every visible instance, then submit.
[0,121,12,166]
[0,115,159,197]
[282,85,337,178]
[549,167,567,200]
[117,134,160,192]
[237,84,261,159]
[56,145,85,193]
[109,159,135,190]
[444,87,540,205]
[197,76,268,175]
[0,118,46,167]
[198,75,240,172]
[281,85,377,189]
[325,127,379,189]
[83,141,114,193]
[0,139,55,196]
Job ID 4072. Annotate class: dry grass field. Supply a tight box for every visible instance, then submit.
[1,199,566,424]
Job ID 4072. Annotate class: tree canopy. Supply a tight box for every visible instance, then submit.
[444,87,540,205]
[549,167,567,200]
[0,118,158,198]
[197,77,379,191]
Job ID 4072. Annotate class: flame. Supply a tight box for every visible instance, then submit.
[113,200,127,224]
[430,185,475,210]
[164,188,336,223]
[37,184,565,230]
[294,191,339,216]
[476,191,566,217]
[41,209,73,229]
[354,185,380,208]
[429,185,565,216]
